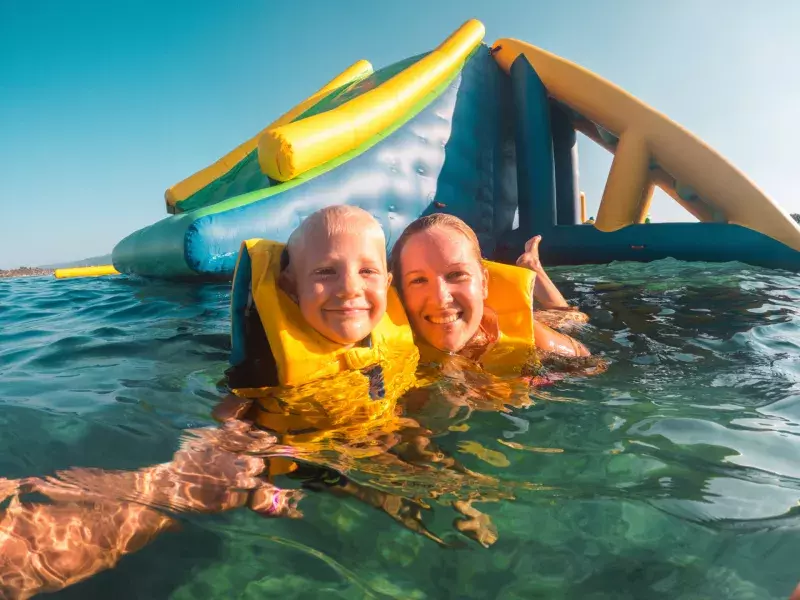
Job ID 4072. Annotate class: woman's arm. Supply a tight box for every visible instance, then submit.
[28,423,302,516]
[534,320,590,357]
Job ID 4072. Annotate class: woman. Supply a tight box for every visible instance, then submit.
[388,213,604,455]
[381,214,605,548]
[390,213,594,365]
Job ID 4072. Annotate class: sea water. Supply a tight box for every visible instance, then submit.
[1,258,800,599]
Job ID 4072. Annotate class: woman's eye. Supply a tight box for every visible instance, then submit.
[409,277,427,285]
[314,268,335,276]
[447,271,469,281]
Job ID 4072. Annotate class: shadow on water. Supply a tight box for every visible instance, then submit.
[0,406,179,478]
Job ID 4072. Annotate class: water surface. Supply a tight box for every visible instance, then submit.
[2,259,800,599]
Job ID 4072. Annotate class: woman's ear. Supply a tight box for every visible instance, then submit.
[482,266,489,300]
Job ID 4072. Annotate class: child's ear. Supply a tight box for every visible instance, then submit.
[278,268,299,304]
[386,271,393,288]
[481,266,489,300]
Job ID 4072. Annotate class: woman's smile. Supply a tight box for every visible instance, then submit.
[425,311,462,325]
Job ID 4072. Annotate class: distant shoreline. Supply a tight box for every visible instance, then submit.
[0,267,54,279]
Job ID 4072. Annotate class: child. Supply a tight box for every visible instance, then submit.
[219,204,419,451]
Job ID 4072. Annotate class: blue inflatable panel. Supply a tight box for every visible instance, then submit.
[492,222,800,272]
[112,213,196,279]
[510,55,555,236]
[229,246,252,367]
[551,102,580,226]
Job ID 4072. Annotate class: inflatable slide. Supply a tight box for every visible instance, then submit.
[105,18,800,280]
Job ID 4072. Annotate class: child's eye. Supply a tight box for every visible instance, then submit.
[359,268,379,276]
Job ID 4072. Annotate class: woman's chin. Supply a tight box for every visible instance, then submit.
[415,322,475,354]
[430,336,470,354]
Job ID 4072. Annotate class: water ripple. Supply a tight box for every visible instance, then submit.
[2,259,800,598]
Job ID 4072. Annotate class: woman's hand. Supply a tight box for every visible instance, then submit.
[516,235,543,272]
[516,236,572,310]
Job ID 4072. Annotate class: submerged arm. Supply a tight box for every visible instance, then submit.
[0,491,177,599]
[0,423,302,598]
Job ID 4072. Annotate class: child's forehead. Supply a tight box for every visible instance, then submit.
[286,208,387,269]
[296,227,386,264]
[312,211,381,237]
[308,230,384,254]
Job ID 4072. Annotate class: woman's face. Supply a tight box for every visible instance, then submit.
[398,226,487,353]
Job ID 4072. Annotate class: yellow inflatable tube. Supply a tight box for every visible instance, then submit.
[164,60,374,208]
[258,19,486,182]
[492,38,800,253]
[54,265,120,279]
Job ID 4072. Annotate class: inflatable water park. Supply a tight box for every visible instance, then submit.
[59,19,800,279]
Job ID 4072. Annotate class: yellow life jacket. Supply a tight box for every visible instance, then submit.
[229,239,419,445]
[416,260,540,378]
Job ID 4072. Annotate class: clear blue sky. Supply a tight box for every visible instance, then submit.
[2,0,799,269]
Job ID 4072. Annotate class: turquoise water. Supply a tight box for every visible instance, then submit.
[2,259,800,599]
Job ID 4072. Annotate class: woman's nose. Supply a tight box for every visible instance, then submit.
[434,278,453,305]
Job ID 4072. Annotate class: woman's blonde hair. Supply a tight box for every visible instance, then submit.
[390,213,483,283]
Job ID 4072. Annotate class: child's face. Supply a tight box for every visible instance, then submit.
[289,230,391,347]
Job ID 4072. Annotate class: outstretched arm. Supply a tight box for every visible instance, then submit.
[27,422,302,516]
[0,423,303,599]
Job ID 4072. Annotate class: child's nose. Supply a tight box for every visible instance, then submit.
[337,271,362,297]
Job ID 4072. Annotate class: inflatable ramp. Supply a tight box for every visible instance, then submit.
[111,19,800,279]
